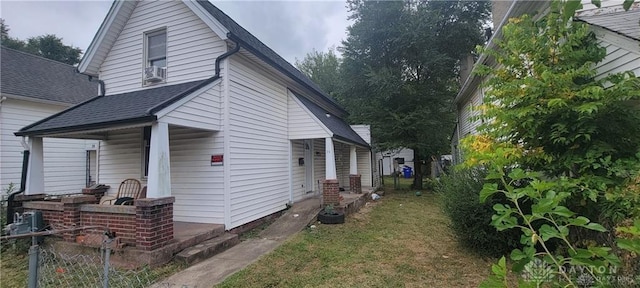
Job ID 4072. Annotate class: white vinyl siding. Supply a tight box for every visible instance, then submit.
[313,138,326,191]
[227,56,290,228]
[458,88,483,137]
[160,83,223,131]
[169,126,224,224]
[290,140,307,202]
[357,147,372,187]
[99,0,226,94]
[595,39,640,79]
[98,128,144,194]
[0,99,94,194]
[287,94,330,140]
[350,125,371,145]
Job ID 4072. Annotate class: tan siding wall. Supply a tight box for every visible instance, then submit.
[291,140,306,202]
[357,147,372,187]
[99,1,225,94]
[227,56,290,228]
[313,138,326,192]
[98,128,144,194]
[0,99,94,195]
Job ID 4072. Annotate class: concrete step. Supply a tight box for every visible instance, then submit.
[175,233,240,265]
[174,224,226,253]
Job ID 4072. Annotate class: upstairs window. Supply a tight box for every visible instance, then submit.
[145,30,166,68]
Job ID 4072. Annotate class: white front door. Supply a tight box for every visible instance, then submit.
[304,140,314,193]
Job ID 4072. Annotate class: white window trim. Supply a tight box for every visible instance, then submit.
[142,28,168,85]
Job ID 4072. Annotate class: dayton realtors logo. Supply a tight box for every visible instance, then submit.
[522,258,554,284]
[521,258,638,286]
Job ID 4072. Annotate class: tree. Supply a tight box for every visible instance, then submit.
[295,48,342,101]
[340,0,490,188]
[466,0,640,285]
[0,19,82,65]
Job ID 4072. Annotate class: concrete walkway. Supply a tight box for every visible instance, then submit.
[150,197,322,288]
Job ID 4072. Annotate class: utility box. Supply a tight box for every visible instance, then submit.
[8,211,44,243]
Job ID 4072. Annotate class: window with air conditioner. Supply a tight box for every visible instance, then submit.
[143,29,167,83]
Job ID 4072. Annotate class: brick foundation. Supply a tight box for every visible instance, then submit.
[349,174,362,194]
[323,179,340,206]
[22,195,174,251]
[135,197,174,251]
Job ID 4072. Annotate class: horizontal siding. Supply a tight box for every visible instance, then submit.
[100,0,226,94]
[227,56,290,228]
[595,41,640,79]
[350,125,371,144]
[287,94,330,139]
[160,83,222,131]
[379,148,414,176]
[357,147,372,187]
[334,141,350,187]
[313,138,326,191]
[458,88,483,137]
[0,99,94,195]
[169,126,224,224]
[98,128,144,195]
[291,140,306,202]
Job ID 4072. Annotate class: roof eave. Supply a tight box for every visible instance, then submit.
[15,115,157,137]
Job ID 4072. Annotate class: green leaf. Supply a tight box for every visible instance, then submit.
[584,223,607,232]
[591,0,602,8]
[480,183,499,203]
[539,224,562,241]
[570,216,590,226]
[617,239,640,253]
[563,0,583,21]
[551,206,574,217]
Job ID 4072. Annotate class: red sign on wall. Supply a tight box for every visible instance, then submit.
[211,154,223,166]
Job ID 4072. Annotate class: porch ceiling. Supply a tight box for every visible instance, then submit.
[15,79,214,138]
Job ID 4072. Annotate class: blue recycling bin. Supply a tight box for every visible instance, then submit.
[402,166,412,178]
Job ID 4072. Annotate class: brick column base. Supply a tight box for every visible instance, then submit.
[61,195,95,241]
[323,179,340,206]
[135,197,174,251]
[349,174,362,194]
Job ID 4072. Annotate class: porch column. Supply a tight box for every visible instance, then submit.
[323,137,339,206]
[349,146,362,194]
[147,122,171,198]
[25,137,44,195]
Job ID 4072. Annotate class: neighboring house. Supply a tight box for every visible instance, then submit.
[15,0,373,230]
[376,148,414,176]
[451,1,640,163]
[0,47,99,194]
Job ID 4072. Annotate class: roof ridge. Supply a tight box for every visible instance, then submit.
[1,46,81,69]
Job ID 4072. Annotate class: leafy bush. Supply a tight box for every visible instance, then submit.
[435,167,520,257]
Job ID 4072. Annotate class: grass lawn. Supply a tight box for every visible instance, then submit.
[217,185,494,287]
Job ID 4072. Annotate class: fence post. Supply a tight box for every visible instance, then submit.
[102,236,112,288]
[27,235,39,288]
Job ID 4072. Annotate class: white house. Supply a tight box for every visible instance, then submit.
[376,148,414,176]
[15,0,373,230]
[452,1,640,163]
[0,47,99,194]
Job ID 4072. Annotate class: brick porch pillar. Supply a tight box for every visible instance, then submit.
[61,195,95,242]
[135,197,174,251]
[323,179,340,206]
[349,174,362,194]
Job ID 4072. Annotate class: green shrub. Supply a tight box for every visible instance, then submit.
[435,167,520,257]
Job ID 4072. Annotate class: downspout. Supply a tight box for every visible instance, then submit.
[6,149,30,224]
[215,36,240,78]
[88,76,106,97]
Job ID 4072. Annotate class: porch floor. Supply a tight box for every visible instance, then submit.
[174,221,225,243]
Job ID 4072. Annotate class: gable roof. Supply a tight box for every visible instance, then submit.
[194,1,347,115]
[78,0,346,115]
[294,92,370,148]
[15,79,216,137]
[577,8,640,41]
[1,47,98,104]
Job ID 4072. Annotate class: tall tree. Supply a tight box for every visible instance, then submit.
[295,48,342,101]
[340,0,490,188]
[0,19,82,66]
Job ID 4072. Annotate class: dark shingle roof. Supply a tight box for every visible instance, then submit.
[1,47,98,104]
[196,0,347,116]
[16,79,213,136]
[577,9,640,41]
[294,93,369,148]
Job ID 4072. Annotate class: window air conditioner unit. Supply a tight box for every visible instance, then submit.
[144,66,166,82]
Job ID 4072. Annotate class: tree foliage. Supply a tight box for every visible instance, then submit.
[463,0,640,286]
[0,19,82,65]
[295,48,342,100]
[339,0,490,188]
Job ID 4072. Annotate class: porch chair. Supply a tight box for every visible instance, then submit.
[99,179,142,205]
